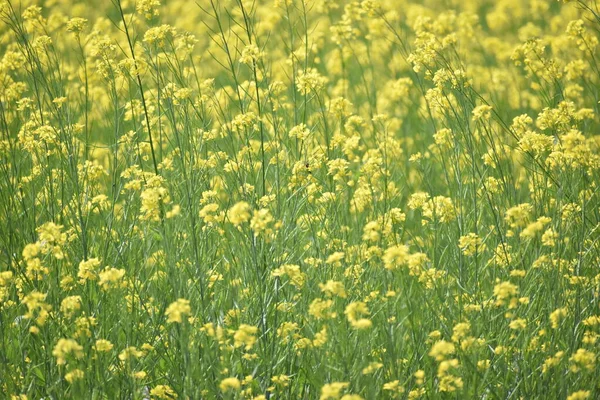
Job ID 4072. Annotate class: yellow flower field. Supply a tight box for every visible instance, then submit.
[1,0,599,398]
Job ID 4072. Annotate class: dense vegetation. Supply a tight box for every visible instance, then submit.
[1,0,600,398]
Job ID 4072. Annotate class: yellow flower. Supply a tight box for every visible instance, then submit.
[433,128,454,147]
[429,340,455,361]
[451,322,471,342]
[233,324,259,350]
[94,339,114,352]
[313,326,328,347]
[437,359,463,392]
[150,385,178,399]
[582,316,600,327]
[250,208,274,237]
[361,362,383,375]
[98,267,126,290]
[64,369,84,383]
[569,349,596,372]
[227,201,251,226]
[78,258,101,282]
[165,299,191,323]
[219,377,241,392]
[509,318,527,330]
[520,217,551,239]
[272,264,306,288]
[239,44,263,65]
[52,339,84,365]
[66,17,88,36]
[22,291,51,326]
[326,252,345,266]
[542,351,565,373]
[36,222,67,259]
[345,302,372,329]
[567,391,591,400]
[143,25,177,47]
[136,0,161,20]
[289,123,311,140]
[140,176,171,221]
[296,68,328,94]
[133,371,147,379]
[550,307,569,329]
[422,196,456,223]
[414,369,425,385]
[271,374,290,387]
[319,280,347,298]
[477,360,491,371]
[60,296,82,318]
[383,380,404,393]
[505,203,532,228]
[408,388,426,399]
[493,281,519,308]
[199,203,220,224]
[308,299,335,319]
[362,220,381,242]
[383,245,409,270]
[119,346,145,361]
[458,233,485,256]
[472,105,493,121]
[320,382,349,400]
